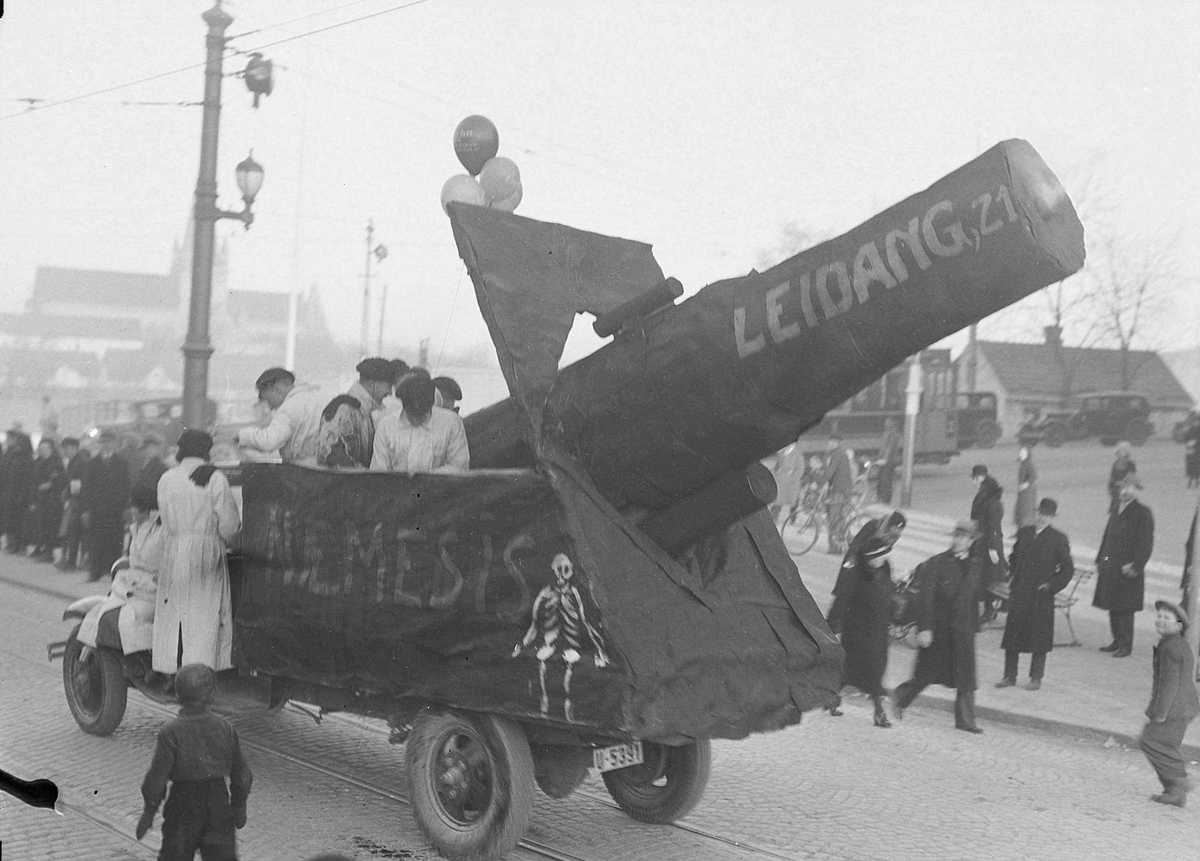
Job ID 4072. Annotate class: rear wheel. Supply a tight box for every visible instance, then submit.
[974,420,1001,448]
[1042,422,1067,448]
[62,624,127,736]
[602,739,711,824]
[406,709,535,861]
[1125,418,1151,446]
[788,507,821,556]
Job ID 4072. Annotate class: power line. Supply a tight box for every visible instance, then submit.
[226,0,383,41]
[234,0,433,54]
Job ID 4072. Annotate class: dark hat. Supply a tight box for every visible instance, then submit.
[954,518,981,537]
[432,376,463,401]
[61,436,80,448]
[139,433,165,449]
[885,510,907,530]
[389,358,410,379]
[254,366,294,392]
[98,429,117,442]
[970,464,988,478]
[130,480,159,513]
[175,429,213,460]
[861,537,891,560]
[1037,497,1058,516]
[356,356,395,383]
[175,663,216,705]
[1154,600,1189,628]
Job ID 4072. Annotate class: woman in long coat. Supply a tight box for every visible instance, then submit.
[970,468,1007,623]
[31,437,65,560]
[827,537,895,727]
[1013,446,1037,529]
[152,430,241,674]
[999,499,1074,687]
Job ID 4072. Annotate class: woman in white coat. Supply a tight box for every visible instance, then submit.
[152,430,241,674]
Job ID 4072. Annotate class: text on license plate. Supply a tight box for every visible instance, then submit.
[593,741,644,772]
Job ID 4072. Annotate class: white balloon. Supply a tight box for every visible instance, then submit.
[478,156,521,204]
[490,182,523,212]
[440,174,487,213]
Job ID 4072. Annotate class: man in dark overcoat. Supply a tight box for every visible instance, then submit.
[893,519,984,733]
[995,497,1074,690]
[55,437,90,571]
[969,464,1007,626]
[1093,474,1154,657]
[0,429,35,554]
[79,429,131,582]
[823,433,857,555]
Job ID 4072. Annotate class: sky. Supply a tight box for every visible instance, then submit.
[1,0,1198,373]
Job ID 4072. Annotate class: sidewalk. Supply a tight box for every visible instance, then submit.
[788,505,1200,759]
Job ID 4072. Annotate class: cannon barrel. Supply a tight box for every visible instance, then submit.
[467,140,1084,516]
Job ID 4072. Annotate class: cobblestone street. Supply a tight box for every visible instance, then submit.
[2,559,1196,860]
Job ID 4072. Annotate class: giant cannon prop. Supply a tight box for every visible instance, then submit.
[53,141,1082,861]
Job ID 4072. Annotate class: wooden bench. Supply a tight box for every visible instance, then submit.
[986,564,1095,647]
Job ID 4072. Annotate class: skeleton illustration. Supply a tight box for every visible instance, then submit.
[511,553,609,722]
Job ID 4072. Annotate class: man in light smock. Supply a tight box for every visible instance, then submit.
[370,374,469,473]
[153,430,241,675]
[236,367,327,465]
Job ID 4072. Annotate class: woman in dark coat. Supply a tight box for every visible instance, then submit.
[31,437,65,561]
[998,498,1074,689]
[1093,476,1154,656]
[893,521,983,733]
[827,537,895,727]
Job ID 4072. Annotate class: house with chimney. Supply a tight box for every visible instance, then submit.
[954,325,1194,441]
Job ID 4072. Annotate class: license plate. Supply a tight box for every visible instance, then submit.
[593,741,644,773]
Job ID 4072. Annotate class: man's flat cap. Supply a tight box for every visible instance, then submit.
[255,366,294,391]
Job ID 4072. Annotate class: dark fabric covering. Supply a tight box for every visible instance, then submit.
[1092,500,1154,612]
[0,432,34,543]
[1001,525,1074,654]
[970,475,1007,587]
[826,555,892,697]
[448,204,665,442]
[909,551,980,691]
[234,462,841,741]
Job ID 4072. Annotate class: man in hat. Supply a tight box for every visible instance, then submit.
[79,429,131,582]
[1093,474,1154,657]
[1139,600,1199,807]
[893,519,985,733]
[996,498,1074,690]
[134,433,168,501]
[432,376,463,413]
[236,367,327,465]
[841,509,906,570]
[55,436,90,571]
[137,663,253,857]
[969,464,1007,627]
[371,374,469,474]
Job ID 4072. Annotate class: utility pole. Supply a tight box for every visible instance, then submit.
[377,282,389,355]
[359,221,388,358]
[965,323,978,392]
[182,3,233,430]
[900,351,923,508]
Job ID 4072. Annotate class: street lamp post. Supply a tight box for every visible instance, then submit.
[182,3,266,430]
[900,351,923,508]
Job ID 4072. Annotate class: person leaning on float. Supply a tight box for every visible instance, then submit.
[152,430,241,676]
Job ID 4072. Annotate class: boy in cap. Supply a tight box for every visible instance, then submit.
[137,663,253,858]
[1139,600,1199,806]
[237,367,327,465]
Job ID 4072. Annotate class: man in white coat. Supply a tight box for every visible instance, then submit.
[236,367,327,465]
[153,430,241,675]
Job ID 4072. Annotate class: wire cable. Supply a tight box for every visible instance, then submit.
[235,0,432,54]
[226,0,383,41]
[0,61,205,120]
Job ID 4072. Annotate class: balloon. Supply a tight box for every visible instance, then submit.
[440,174,487,213]
[478,156,521,204]
[453,115,499,176]
[490,182,523,212]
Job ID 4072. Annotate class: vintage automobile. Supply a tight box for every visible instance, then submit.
[1035,391,1154,447]
[955,391,1002,449]
[49,139,1083,860]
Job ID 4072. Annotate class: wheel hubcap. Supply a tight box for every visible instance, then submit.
[433,730,493,826]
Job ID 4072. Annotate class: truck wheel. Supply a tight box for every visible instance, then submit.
[1125,418,1151,446]
[406,709,535,861]
[1042,423,1067,448]
[974,420,1001,448]
[62,624,127,736]
[531,744,591,799]
[602,739,711,824]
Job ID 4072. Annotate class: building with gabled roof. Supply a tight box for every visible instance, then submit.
[955,326,1194,440]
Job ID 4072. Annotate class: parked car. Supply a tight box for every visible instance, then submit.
[1035,391,1153,447]
[955,391,1002,449]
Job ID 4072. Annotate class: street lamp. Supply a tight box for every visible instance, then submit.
[182,3,270,430]
[360,220,388,358]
